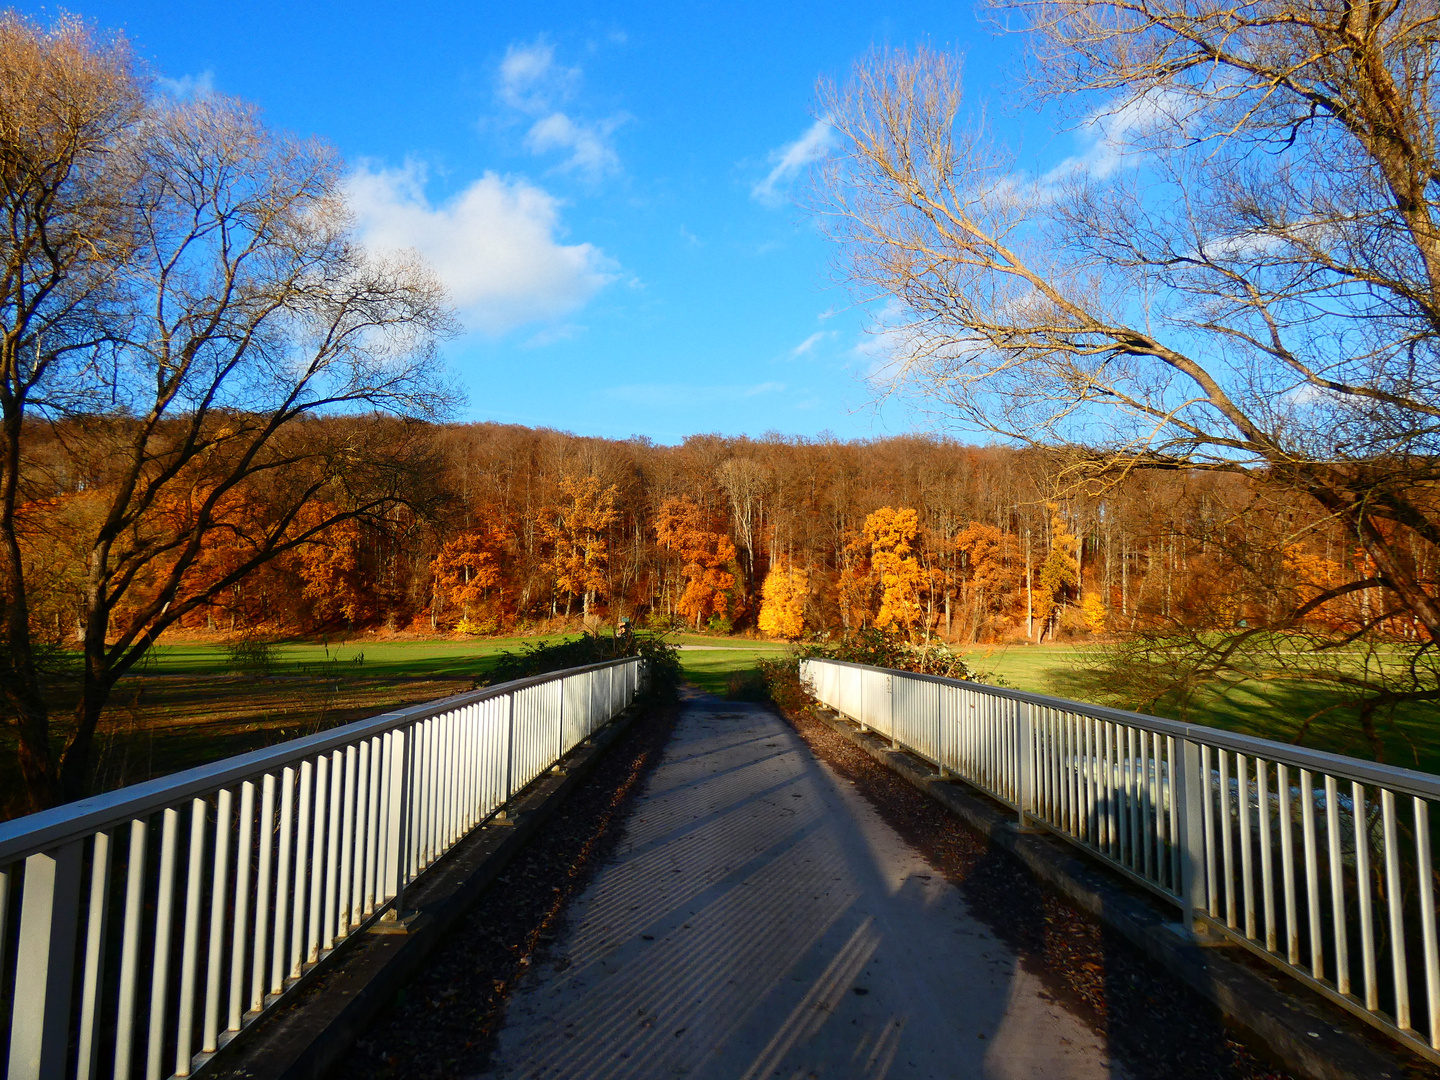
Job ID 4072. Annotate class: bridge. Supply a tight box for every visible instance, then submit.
[0,655,1435,1078]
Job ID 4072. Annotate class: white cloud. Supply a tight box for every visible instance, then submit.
[753,120,835,207]
[496,39,623,179]
[498,39,577,113]
[524,112,622,179]
[1042,88,1188,186]
[790,331,831,357]
[157,70,216,100]
[347,162,617,336]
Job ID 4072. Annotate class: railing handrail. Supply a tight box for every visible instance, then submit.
[0,657,635,864]
[804,657,1440,801]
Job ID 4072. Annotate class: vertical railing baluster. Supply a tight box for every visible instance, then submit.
[340,745,357,937]
[1221,751,1235,929]
[147,808,180,1080]
[1301,768,1323,980]
[115,817,148,1080]
[176,798,208,1075]
[9,841,84,1080]
[293,759,315,978]
[1382,788,1410,1031]
[1239,755,1255,939]
[206,790,232,1053]
[253,774,276,1010]
[1259,762,1276,953]
[272,766,295,995]
[1414,796,1439,1048]
[231,780,255,1030]
[1279,764,1299,966]
[1178,739,1205,938]
[77,830,112,1080]
[1326,774,1349,996]
[1017,700,1033,829]
[1202,745,1216,917]
[324,749,342,951]
[1354,781,1378,1013]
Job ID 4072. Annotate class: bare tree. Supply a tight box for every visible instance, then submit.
[814,7,1440,734]
[0,14,453,809]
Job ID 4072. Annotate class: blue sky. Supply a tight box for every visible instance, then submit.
[34,1,1047,442]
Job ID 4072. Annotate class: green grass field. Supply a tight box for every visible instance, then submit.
[6,632,1433,823]
[129,634,563,680]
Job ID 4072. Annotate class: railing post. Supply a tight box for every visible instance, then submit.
[936,689,948,779]
[1177,738,1207,937]
[557,675,566,763]
[888,675,899,750]
[496,691,516,822]
[1017,701,1035,829]
[9,841,84,1080]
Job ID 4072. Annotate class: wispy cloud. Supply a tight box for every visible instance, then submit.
[498,39,577,113]
[524,112,623,179]
[156,70,216,100]
[789,331,831,357]
[347,161,616,336]
[497,37,623,180]
[753,119,834,207]
[1040,88,1189,187]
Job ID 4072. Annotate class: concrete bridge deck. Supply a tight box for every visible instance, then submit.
[478,692,1122,1079]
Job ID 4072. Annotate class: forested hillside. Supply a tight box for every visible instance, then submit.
[23,418,1416,648]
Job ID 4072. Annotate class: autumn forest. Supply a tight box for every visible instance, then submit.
[24,417,1420,654]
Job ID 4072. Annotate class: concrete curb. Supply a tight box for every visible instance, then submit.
[207,702,648,1080]
[803,705,1429,1080]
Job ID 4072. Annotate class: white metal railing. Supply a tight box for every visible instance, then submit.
[801,657,1440,1065]
[0,656,643,1080]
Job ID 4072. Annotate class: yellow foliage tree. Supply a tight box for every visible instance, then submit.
[864,507,926,637]
[1034,505,1080,639]
[1080,592,1107,634]
[758,563,808,639]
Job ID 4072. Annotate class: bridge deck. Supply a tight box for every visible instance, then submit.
[479,691,1121,1079]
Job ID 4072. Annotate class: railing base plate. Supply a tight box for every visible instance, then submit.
[1162,921,1231,947]
[369,912,431,937]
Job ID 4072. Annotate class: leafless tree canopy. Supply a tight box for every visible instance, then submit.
[0,13,455,807]
[815,3,1440,654]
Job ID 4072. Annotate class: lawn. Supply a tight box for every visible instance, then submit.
[673,636,788,696]
[954,642,1440,776]
[676,637,1440,776]
[5,633,1433,823]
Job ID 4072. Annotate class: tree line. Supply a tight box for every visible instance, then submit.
[26,418,1419,655]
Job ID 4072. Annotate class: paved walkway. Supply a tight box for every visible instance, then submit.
[478,692,1124,1080]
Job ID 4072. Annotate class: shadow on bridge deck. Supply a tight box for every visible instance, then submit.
[477,689,1122,1080]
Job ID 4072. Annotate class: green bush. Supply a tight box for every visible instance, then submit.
[759,630,991,713]
[225,635,277,675]
[484,630,682,701]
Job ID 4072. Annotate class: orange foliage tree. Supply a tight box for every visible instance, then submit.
[954,522,1019,641]
[655,496,738,629]
[540,476,619,618]
[431,523,510,629]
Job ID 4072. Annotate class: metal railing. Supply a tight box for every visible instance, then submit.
[801,657,1440,1065]
[0,656,643,1080]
